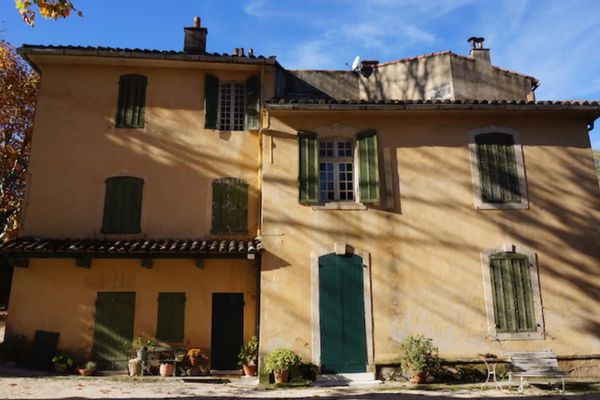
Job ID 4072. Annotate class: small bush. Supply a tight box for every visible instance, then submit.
[399,334,440,379]
[264,348,301,373]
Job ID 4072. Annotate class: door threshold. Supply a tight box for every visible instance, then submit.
[210,369,242,376]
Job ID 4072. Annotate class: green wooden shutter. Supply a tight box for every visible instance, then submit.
[116,75,147,128]
[245,76,261,130]
[476,133,521,203]
[489,253,536,333]
[102,177,143,234]
[357,131,380,203]
[298,131,319,204]
[212,178,248,233]
[156,292,186,343]
[205,74,219,129]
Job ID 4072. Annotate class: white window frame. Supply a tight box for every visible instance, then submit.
[318,138,356,203]
[480,244,545,341]
[218,81,245,131]
[468,126,529,210]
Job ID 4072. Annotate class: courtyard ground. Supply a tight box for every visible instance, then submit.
[0,364,599,400]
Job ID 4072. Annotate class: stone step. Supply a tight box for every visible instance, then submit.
[315,372,381,386]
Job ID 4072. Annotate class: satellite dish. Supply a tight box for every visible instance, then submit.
[351,56,361,71]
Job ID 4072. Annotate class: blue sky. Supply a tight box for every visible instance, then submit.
[1,0,599,148]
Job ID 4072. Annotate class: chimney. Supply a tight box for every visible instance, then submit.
[184,16,208,54]
[468,36,491,66]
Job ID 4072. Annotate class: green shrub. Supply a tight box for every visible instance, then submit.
[238,336,258,366]
[84,361,97,370]
[132,335,158,350]
[264,348,301,373]
[399,334,440,378]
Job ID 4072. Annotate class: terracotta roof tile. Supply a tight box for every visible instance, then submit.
[266,98,600,106]
[0,237,263,258]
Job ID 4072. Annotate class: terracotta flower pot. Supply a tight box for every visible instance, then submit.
[160,363,174,377]
[273,369,289,384]
[409,371,428,384]
[242,364,257,377]
[78,368,95,376]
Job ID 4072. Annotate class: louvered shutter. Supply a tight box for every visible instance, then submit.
[156,293,186,343]
[101,177,143,234]
[298,131,319,204]
[116,75,147,128]
[476,133,521,203]
[245,76,261,130]
[489,253,536,333]
[204,74,219,129]
[211,178,248,233]
[357,131,380,203]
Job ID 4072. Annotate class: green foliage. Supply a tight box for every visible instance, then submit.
[132,335,158,350]
[52,353,74,368]
[399,334,441,378]
[264,348,301,373]
[0,334,28,363]
[84,360,97,370]
[238,336,258,366]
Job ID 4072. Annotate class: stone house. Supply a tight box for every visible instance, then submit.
[1,19,599,377]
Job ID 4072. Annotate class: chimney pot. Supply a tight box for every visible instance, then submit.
[248,48,254,57]
[240,47,245,56]
[194,16,200,28]
[468,36,491,65]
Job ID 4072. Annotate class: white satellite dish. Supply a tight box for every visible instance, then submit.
[351,56,361,71]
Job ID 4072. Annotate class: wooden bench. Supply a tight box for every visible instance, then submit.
[504,351,565,393]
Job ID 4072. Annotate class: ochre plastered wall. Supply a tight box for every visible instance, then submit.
[21,60,275,238]
[7,258,258,359]
[259,111,600,363]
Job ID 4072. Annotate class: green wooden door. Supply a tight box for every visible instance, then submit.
[92,292,136,370]
[210,293,244,370]
[319,254,367,373]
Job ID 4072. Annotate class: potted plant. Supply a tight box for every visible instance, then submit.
[77,361,96,376]
[264,348,301,384]
[52,354,74,374]
[187,348,207,367]
[132,336,158,362]
[399,334,440,384]
[237,336,258,377]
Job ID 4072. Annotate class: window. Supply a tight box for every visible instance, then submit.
[219,83,245,131]
[298,130,380,205]
[115,74,147,128]
[156,292,186,343]
[204,75,260,131]
[468,126,528,209]
[211,177,248,234]
[319,139,354,201]
[481,246,544,340]
[101,176,144,234]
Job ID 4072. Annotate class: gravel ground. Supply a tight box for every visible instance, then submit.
[0,373,599,400]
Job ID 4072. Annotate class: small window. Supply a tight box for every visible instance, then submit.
[219,83,245,131]
[319,139,355,202]
[115,75,147,128]
[101,176,144,234]
[156,292,185,343]
[481,246,545,340]
[468,127,528,209]
[211,178,248,234]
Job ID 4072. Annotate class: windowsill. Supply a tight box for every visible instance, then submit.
[475,202,529,210]
[488,330,545,341]
[311,202,367,211]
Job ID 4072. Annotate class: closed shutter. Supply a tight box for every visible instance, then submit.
[357,131,380,203]
[102,177,144,234]
[156,293,186,343]
[115,75,147,128]
[489,253,536,332]
[205,74,219,129]
[298,131,319,204]
[476,133,521,203]
[245,76,261,130]
[211,178,248,233]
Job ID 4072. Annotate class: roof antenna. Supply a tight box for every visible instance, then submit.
[345,56,361,72]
